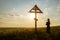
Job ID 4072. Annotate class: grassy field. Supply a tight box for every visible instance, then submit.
[0,26,60,40]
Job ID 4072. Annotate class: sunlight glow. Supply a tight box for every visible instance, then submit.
[29,13,35,19]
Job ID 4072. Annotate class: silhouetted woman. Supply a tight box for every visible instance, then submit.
[46,18,50,33]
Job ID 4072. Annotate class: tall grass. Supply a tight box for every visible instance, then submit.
[0,26,60,40]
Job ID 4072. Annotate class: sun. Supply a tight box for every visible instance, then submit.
[29,13,35,19]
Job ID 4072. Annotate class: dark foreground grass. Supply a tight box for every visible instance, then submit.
[0,26,60,40]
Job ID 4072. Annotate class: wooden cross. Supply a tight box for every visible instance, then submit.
[29,5,43,32]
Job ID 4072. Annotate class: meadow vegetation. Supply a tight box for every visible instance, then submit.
[0,26,60,40]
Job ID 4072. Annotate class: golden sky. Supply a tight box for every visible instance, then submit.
[0,0,60,27]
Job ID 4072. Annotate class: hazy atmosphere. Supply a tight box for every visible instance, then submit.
[0,0,60,27]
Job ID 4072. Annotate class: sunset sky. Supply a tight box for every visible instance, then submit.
[0,0,60,28]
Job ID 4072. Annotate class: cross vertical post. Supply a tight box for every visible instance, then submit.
[35,9,37,33]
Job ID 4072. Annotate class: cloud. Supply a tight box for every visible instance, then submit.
[43,8,48,17]
[57,5,60,12]
[8,14,20,16]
